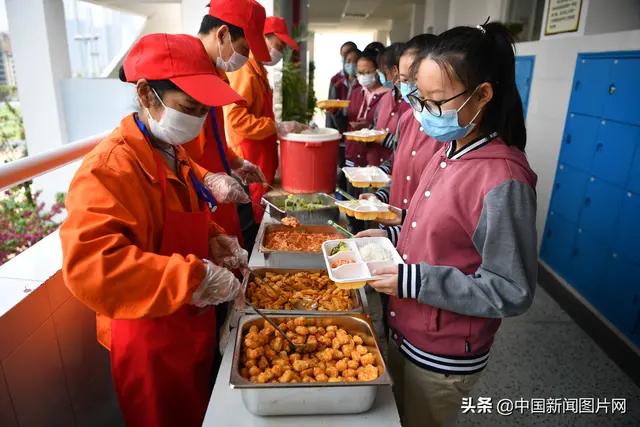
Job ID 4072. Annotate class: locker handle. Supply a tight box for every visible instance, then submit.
[554,183,561,190]
[574,80,581,91]
[608,83,616,95]
[584,197,591,207]
[546,229,552,237]
[596,143,604,152]
[565,134,572,144]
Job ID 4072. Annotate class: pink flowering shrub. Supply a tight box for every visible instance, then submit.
[0,186,65,264]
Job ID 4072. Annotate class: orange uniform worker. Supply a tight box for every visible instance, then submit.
[60,34,248,427]
[224,16,302,223]
[184,0,271,243]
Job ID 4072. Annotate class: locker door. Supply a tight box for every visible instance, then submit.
[591,120,639,186]
[603,58,640,126]
[567,230,609,303]
[599,255,640,344]
[558,114,599,171]
[549,164,589,223]
[540,211,576,280]
[515,56,534,117]
[613,191,640,264]
[569,57,611,118]
[578,177,625,247]
[629,145,640,194]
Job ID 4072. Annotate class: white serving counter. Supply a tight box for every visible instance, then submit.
[203,212,401,426]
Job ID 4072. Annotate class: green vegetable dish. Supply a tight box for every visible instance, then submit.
[283,195,329,211]
[329,242,350,256]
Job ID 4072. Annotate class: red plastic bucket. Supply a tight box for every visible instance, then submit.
[280,128,341,194]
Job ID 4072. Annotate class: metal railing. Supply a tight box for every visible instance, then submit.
[0,131,110,192]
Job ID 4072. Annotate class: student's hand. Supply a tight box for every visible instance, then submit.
[355,229,387,238]
[368,265,399,296]
[378,205,403,226]
[349,121,369,131]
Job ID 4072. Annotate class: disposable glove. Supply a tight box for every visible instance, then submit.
[190,259,242,307]
[209,234,249,271]
[233,159,266,184]
[203,172,250,204]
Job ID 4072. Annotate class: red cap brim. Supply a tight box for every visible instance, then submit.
[170,74,245,107]
[246,30,271,62]
[276,32,299,51]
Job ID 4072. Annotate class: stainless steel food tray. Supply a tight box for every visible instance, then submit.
[261,193,339,225]
[229,313,392,416]
[238,268,364,315]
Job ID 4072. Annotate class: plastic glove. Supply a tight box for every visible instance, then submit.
[233,159,266,184]
[209,234,249,270]
[276,121,309,137]
[190,259,242,307]
[203,172,250,204]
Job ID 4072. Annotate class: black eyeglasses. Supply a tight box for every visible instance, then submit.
[407,90,467,117]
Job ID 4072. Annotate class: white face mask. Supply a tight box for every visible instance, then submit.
[263,47,284,66]
[357,72,377,88]
[146,89,206,146]
[216,32,249,72]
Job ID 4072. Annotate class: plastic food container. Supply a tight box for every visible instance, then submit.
[280,128,341,194]
[322,238,404,289]
[230,313,392,416]
[343,166,390,188]
[342,129,387,143]
[335,199,398,221]
[317,99,350,109]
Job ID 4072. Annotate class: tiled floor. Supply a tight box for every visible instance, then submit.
[458,286,640,427]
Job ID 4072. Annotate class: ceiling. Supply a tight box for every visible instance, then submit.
[307,0,422,31]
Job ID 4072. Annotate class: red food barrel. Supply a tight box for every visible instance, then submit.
[279,128,341,194]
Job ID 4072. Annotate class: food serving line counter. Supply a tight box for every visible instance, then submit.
[202,212,402,426]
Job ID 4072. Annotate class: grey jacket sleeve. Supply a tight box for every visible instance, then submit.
[397,180,538,318]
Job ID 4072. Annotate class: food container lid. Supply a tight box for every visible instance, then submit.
[281,127,341,143]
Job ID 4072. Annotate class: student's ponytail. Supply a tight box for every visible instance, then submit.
[426,21,527,151]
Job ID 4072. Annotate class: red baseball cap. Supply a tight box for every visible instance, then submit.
[264,16,299,51]
[123,33,243,107]
[208,0,271,62]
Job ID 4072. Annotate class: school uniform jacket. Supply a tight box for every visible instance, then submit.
[386,135,538,375]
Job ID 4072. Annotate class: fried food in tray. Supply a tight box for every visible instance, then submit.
[246,271,354,311]
[317,99,351,109]
[239,317,381,384]
[263,229,343,252]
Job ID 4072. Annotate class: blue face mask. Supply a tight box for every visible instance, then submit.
[398,81,417,104]
[377,70,393,89]
[417,90,482,142]
[344,63,356,77]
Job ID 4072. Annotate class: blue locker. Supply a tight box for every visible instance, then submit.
[579,177,625,246]
[515,56,534,117]
[591,120,639,186]
[558,114,599,171]
[549,164,589,223]
[540,211,577,280]
[569,58,611,118]
[628,144,640,194]
[613,192,640,264]
[603,58,640,126]
[599,255,640,345]
[567,230,609,303]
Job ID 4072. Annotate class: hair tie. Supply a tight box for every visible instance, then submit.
[476,24,486,34]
